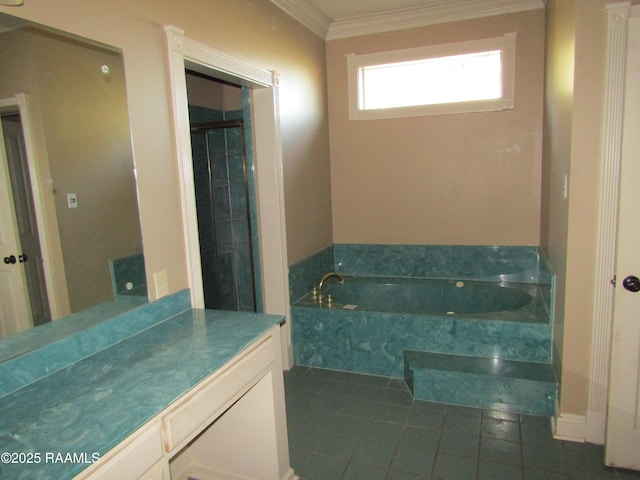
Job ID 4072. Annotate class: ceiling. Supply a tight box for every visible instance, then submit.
[270,0,544,39]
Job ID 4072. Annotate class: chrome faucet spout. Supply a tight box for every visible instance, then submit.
[318,272,344,299]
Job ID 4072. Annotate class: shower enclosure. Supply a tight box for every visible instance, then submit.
[190,114,257,312]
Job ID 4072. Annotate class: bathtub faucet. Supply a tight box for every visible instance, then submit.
[317,272,344,300]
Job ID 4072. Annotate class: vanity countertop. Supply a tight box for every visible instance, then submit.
[0,308,284,480]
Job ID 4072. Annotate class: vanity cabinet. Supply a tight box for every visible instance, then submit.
[76,422,165,480]
[76,325,294,480]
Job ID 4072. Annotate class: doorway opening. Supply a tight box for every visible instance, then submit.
[0,111,51,333]
[186,72,262,312]
[165,25,293,367]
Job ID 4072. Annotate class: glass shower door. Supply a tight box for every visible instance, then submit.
[190,120,256,312]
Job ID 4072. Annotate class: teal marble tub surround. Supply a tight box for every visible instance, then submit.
[289,244,553,301]
[293,306,552,377]
[290,244,556,415]
[292,294,555,415]
[0,308,284,480]
[288,245,334,302]
[333,244,551,283]
[0,290,190,397]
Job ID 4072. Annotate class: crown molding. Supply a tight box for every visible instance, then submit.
[328,0,545,39]
[270,0,331,38]
[272,0,544,40]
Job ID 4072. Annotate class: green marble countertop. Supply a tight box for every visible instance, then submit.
[0,308,283,480]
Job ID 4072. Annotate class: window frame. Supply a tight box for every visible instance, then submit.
[346,33,517,121]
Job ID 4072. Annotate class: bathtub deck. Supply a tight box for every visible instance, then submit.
[292,275,556,416]
[290,245,557,417]
[404,350,556,416]
[292,306,552,375]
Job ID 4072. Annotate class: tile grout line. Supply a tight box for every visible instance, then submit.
[286,367,639,480]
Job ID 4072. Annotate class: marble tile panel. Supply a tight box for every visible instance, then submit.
[288,246,335,303]
[333,244,544,283]
[292,306,552,379]
[410,369,555,416]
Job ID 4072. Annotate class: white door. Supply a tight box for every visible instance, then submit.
[0,116,33,337]
[605,12,640,471]
[2,115,51,327]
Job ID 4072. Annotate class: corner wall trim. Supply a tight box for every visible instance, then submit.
[586,1,631,445]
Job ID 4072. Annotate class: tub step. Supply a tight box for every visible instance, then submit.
[404,350,556,416]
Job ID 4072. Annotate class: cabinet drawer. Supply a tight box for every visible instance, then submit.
[162,334,274,452]
[78,421,164,480]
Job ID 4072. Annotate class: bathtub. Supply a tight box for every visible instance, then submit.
[316,276,541,318]
[297,275,548,322]
[291,275,552,378]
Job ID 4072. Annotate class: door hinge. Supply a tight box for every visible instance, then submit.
[611,275,617,287]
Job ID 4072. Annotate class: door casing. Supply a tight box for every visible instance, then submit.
[164,26,293,367]
[0,94,68,326]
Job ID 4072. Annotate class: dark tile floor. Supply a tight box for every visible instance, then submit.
[284,366,640,480]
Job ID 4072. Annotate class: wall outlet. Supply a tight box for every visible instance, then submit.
[563,175,569,199]
[67,193,78,208]
[154,270,169,298]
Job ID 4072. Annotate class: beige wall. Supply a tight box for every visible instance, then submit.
[562,0,608,418]
[326,10,545,246]
[544,0,640,418]
[185,74,242,112]
[542,0,576,410]
[0,0,332,298]
[542,0,619,418]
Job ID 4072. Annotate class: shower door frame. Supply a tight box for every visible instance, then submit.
[164,25,292,367]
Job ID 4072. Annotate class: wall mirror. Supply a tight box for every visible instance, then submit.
[0,12,145,358]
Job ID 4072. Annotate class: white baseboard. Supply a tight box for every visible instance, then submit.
[585,409,606,445]
[281,467,299,480]
[552,412,586,443]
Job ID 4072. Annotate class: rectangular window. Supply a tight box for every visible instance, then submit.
[347,33,516,120]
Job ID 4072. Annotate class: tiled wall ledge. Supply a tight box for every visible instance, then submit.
[0,290,191,398]
[288,245,335,302]
[109,252,147,299]
[289,244,554,303]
